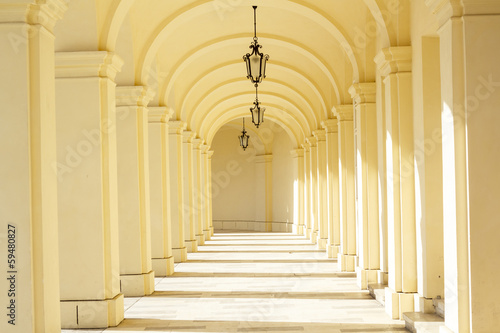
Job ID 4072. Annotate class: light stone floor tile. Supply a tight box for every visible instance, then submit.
[64,232,406,333]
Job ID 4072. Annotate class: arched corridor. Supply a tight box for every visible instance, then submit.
[1,1,500,332]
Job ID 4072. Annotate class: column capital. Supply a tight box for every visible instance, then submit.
[349,82,376,104]
[255,154,273,163]
[321,119,338,133]
[313,129,326,142]
[290,149,304,158]
[192,138,204,150]
[425,0,463,27]
[182,131,196,143]
[148,106,174,123]
[116,86,155,107]
[201,144,210,154]
[169,120,187,134]
[207,151,214,159]
[55,51,124,80]
[374,47,412,77]
[332,105,353,121]
[0,0,68,32]
[306,136,318,147]
[302,142,311,151]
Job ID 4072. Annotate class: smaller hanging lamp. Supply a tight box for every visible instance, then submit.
[238,118,250,150]
[250,86,265,128]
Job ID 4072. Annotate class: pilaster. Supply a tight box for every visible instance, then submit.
[168,120,188,262]
[333,105,356,272]
[115,86,155,297]
[0,2,67,332]
[349,82,380,290]
[201,145,211,240]
[182,131,198,253]
[148,107,175,277]
[313,129,328,249]
[255,154,273,232]
[322,119,340,259]
[55,51,124,328]
[290,149,305,235]
[207,150,215,235]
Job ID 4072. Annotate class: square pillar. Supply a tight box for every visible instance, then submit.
[313,130,329,249]
[333,105,356,272]
[201,145,211,240]
[55,51,124,328]
[192,139,206,245]
[255,155,273,232]
[168,121,187,262]
[207,151,215,235]
[375,46,417,319]
[290,149,305,235]
[307,137,319,244]
[0,2,67,332]
[182,131,198,252]
[350,82,380,290]
[322,119,341,259]
[148,107,175,277]
[302,143,312,238]
[115,86,155,297]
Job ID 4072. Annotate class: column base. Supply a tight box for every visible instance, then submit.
[413,294,435,314]
[152,257,175,277]
[185,239,198,253]
[203,229,211,240]
[172,247,187,263]
[378,270,389,284]
[61,293,124,329]
[317,237,328,250]
[356,268,378,290]
[120,271,155,297]
[310,231,318,244]
[385,287,415,319]
[305,228,312,238]
[337,253,356,272]
[327,244,340,258]
[196,233,205,245]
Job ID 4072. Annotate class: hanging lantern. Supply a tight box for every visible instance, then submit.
[238,118,250,150]
[250,86,265,128]
[243,6,269,87]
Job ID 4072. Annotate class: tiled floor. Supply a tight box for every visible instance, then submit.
[63,231,406,332]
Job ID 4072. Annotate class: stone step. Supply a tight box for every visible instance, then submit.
[403,312,444,333]
[433,298,444,318]
[368,283,386,306]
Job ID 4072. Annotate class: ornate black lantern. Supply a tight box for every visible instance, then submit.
[250,86,265,128]
[243,6,269,87]
[238,118,250,150]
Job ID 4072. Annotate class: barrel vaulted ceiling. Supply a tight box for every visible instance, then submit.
[54,0,410,148]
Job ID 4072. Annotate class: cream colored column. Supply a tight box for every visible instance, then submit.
[334,105,356,272]
[307,137,318,244]
[168,121,187,262]
[182,131,198,252]
[255,155,273,231]
[201,145,211,240]
[148,107,175,276]
[426,2,500,331]
[350,83,380,290]
[0,2,66,332]
[290,149,305,235]
[302,143,312,238]
[375,47,417,319]
[322,119,341,258]
[207,151,215,235]
[375,69,389,285]
[192,139,205,245]
[313,130,328,249]
[115,86,154,297]
[55,51,124,328]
